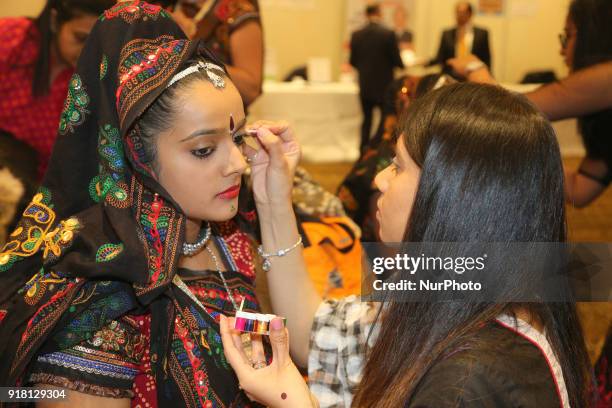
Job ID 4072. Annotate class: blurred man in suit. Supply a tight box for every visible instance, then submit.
[350,3,404,152]
[431,1,491,74]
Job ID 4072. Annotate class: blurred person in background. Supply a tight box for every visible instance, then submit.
[429,1,491,75]
[393,5,413,51]
[170,0,263,105]
[0,0,115,180]
[0,0,114,245]
[350,3,404,153]
[449,0,612,208]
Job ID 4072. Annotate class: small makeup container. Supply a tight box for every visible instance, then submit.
[233,297,286,335]
[233,311,286,336]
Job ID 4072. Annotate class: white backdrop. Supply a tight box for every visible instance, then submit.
[259,0,316,9]
[249,82,584,163]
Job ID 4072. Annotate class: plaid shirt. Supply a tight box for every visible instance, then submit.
[308,296,380,408]
[0,17,73,179]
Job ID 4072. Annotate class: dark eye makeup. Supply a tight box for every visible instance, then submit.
[191,146,215,159]
[190,131,246,160]
[233,132,246,146]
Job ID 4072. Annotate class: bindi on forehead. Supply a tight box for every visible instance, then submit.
[229,114,235,132]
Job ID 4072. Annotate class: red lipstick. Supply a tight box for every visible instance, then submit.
[217,184,240,199]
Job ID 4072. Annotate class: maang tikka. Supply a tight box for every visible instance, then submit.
[167,61,226,89]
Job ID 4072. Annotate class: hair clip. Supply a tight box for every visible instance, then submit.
[233,298,286,335]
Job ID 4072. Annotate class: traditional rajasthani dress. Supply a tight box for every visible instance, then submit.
[0,2,264,406]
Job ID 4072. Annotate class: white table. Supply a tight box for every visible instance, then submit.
[248,81,362,162]
[248,80,584,163]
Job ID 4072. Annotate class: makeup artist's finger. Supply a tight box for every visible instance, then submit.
[248,120,276,129]
[250,334,266,366]
[245,121,264,133]
[242,136,260,159]
[243,133,261,149]
[232,330,251,362]
[269,318,290,367]
[250,121,293,142]
[260,120,290,134]
[255,128,286,169]
[248,120,290,136]
[220,315,252,371]
[268,122,293,140]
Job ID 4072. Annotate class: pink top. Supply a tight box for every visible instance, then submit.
[0,17,73,179]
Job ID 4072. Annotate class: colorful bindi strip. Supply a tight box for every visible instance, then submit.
[233,311,286,336]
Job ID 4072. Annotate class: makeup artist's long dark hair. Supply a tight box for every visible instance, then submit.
[568,0,612,71]
[353,83,591,407]
[32,0,114,96]
[568,0,612,178]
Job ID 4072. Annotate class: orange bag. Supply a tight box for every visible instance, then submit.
[299,216,362,299]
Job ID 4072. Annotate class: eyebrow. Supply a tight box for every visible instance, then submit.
[180,118,246,142]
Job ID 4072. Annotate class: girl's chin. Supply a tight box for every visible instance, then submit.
[193,205,239,223]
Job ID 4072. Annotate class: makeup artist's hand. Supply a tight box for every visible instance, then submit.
[447,54,495,83]
[446,54,482,78]
[219,315,317,408]
[245,120,300,207]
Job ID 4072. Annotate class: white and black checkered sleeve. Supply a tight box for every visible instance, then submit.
[307,295,378,408]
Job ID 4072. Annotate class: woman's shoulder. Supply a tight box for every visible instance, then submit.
[310,297,380,355]
[0,17,38,65]
[314,297,378,331]
[407,321,565,407]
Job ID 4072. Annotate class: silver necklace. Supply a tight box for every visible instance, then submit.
[174,235,238,326]
[205,240,238,311]
[182,222,212,256]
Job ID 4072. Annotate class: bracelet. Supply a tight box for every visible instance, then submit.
[258,236,303,271]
